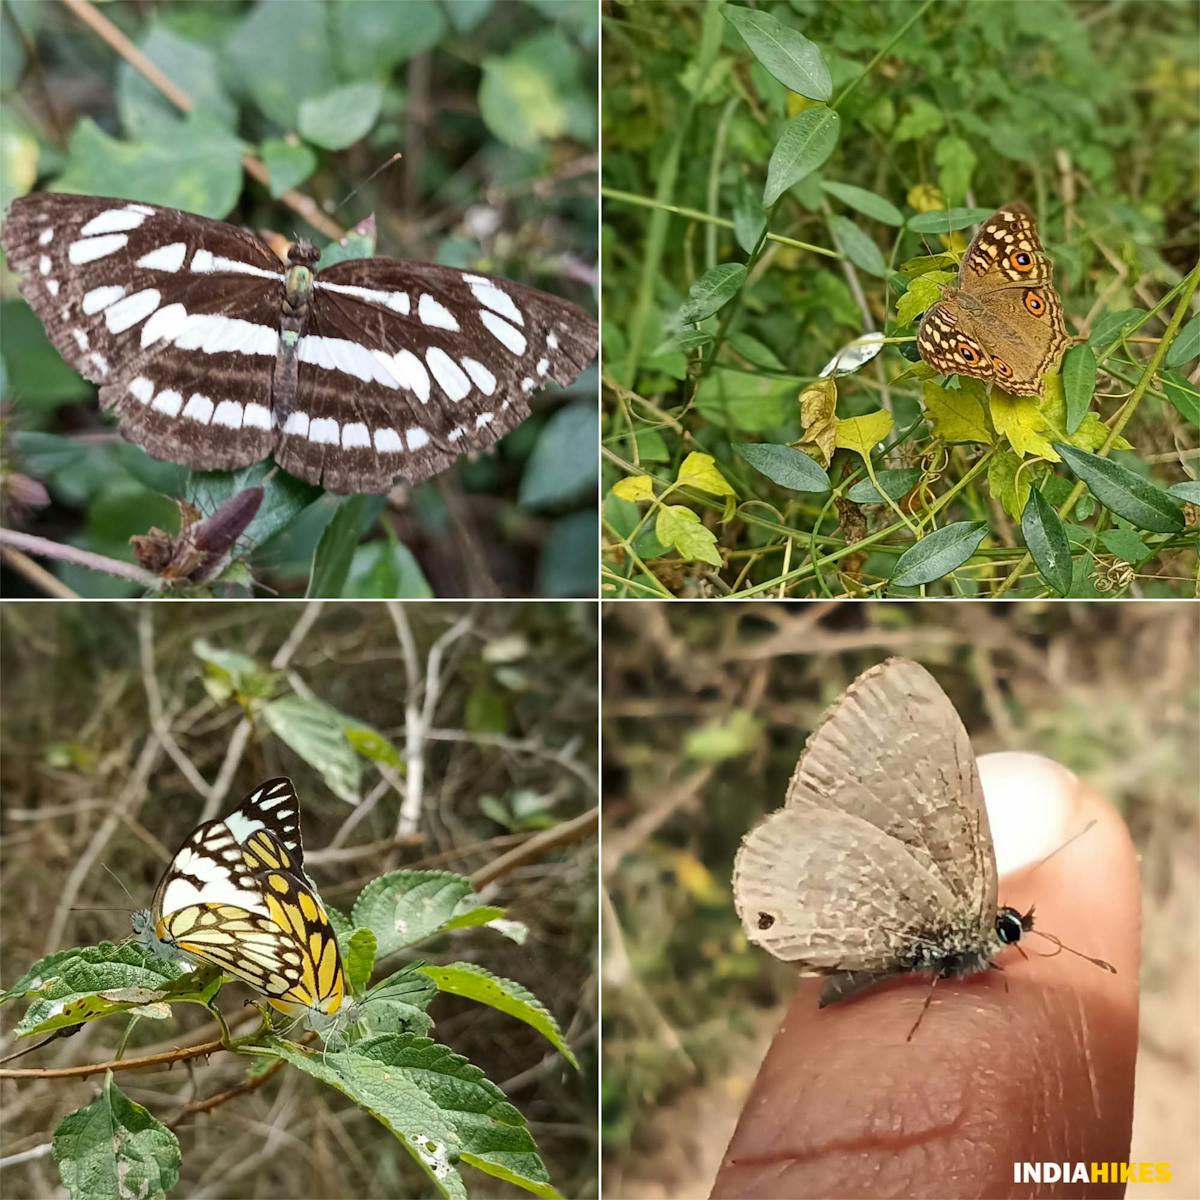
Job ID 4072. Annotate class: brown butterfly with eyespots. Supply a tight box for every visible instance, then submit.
[916,203,1070,397]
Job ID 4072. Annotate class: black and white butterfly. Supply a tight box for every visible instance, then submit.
[1,193,598,494]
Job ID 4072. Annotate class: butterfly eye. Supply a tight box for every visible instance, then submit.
[1009,251,1034,272]
[1025,291,1045,315]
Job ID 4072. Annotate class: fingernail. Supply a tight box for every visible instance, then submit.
[979,751,1082,875]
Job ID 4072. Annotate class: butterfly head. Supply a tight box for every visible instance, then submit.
[287,239,320,268]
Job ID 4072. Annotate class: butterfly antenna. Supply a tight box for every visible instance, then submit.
[337,153,403,211]
[1029,928,1117,973]
[100,862,136,904]
[1028,819,1099,876]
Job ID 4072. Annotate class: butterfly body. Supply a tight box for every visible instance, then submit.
[916,203,1069,397]
[1,194,597,493]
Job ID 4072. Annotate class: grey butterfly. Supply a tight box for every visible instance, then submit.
[732,657,1111,1035]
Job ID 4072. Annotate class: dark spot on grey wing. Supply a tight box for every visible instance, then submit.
[757,912,775,931]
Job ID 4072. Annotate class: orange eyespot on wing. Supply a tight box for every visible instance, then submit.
[992,357,1013,380]
[1024,290,1046,316]
[1007,250,1035,273]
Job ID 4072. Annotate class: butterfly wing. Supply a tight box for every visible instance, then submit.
[916,300,997,386]
[275,260,597,493]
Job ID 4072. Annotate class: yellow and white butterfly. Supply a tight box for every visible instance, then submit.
[131,777,345,1023]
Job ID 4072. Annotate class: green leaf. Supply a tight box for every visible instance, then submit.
[684,709,761,761]
[820,182,904,226]
[934,135,976,204]
[191,638,265,697]
[351,871,477,956]
[923,382,993,444]
[1167,480,1200,504]
[1054,444,1185,533]
[419,963,579,1070]
[344,929,379,997]
[846,468,921,504]
[828,214,887,277]
[479,53,567,150]
[225,0,337,128]
[333,0,448,75]
[1166,312,1200,367]
[260,694,363,803]
[835,409,894,457]
[1021,489,1073,595]
[342,539,434,598]
[260,138,317,198]
[889,521,989,588]
[1087,308,1145,347]
[894,96,943,141]
[1061,344,1097,435]
[298,82,383,151]
[721,5,831,101]
[905,208,992,235]
[678,264,747,324]
[54,1076,180,1200]
[987,449,1031,522]
[53,115,242,217]
[274,1036,559,1200]
[733,442,831,492]
[1099,527,1152,565]
[308,496,382,597]
[519,401,598,509]
[763,108,840,207]
[896,272,948,325]
[732,178,766,254]
[1160,371,1200,428]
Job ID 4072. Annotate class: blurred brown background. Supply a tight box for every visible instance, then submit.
[0,600,598,1199]
[601,601,1198,1199]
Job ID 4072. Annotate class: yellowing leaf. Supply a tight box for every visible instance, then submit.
[798,380,837,467]
[987,448,1032,521]
[668,849,728,906]
[989,392,1058,460]
[1040,392,1133,453]
[612,475,654,502]
[835,409,894,457]
[677,451,734,496]
[656,503,698,546]
[923,382,993,444]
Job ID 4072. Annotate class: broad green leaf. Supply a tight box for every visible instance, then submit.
[479,53,567,150]
[1166,312,1200,367]
[53,115,242,217]
[1167,480,1200,504]
[1099,527,1152,565]
[54,1076,180,1200]
[260,694,363,802]
[351,871,476,956]
[890,521,989,587]
[1160,371,1200,428]
[274,1036,559,1200]
[187,465,321,556]
[260,138,317,198]
[896,273,949,325]
[894,96,943,141]
[1061,345,1097,434]
[835,409,893,457]
[419,963,579,1070]
[899,252,959,278]
[734,442,831,492]
[519,401,598,509]
[611,475,654,502]
[333,0,448,75]
[191,638,266,698]
[763,108,839,207]
[1021,489,1073,595]
[677,451,734,496]
[846,468,921,504]
[721,5,831,100]
[1087,309,1144,347]
[299,82,383,151]
[344,929,379,997]
[342,540,434,598]
[934,135,976,204]
[820,182,904,225]
[1054,445,1186,533]
[829,215,887,277]
[678,264,747,324]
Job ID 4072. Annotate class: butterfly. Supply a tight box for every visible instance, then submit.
[133,777,345,1020]
[0,193,598,494]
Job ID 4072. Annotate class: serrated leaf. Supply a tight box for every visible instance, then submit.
[889,521,989,588]
[835,409,893,457]
[1021,489,1073,595]
[733,442,831,492]
[351,871,476,957]
[763,108,839,206]
[722,5,831,100]
[677,451,734,496]
[419,963,579,1070]
[1054,444,1186,533]
[678,264,746,323]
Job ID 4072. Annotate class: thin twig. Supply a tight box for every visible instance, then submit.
[0,528,158,590]
[470,807,597,890]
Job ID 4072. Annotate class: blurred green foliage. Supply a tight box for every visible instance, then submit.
[1,0,598,598]
[601,0,1198,599]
